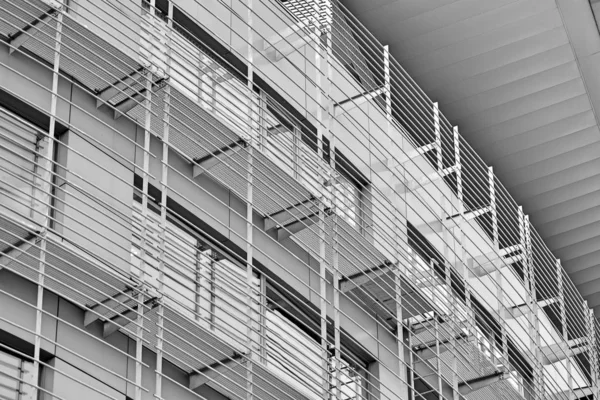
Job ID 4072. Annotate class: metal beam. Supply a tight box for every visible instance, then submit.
[95,67,146,108]
[8,9,55,55]
[113,79,167,119]
[446,206,491,223]
[192,140,247,177]
[264,197,317,231]
[396,164,459,195]
[333,87,384,117]
[414,205,493,235]
[505,297,559,320]
[262,22,315,62]
[276,210,326,241]
[372,142,436,173]
[412,358,455,400]
[571,386,593,399]
[0,235,37,270]
[266,123,291,137]
[412,332,469,361]
[84,286,140,327]
[458,370,507,396]
[467,254,524,278]
[199,60,234,84]
[540,338,587,365]
[339,261,392,293]
[412,315,443,336]
[189,353,246,390]
[102,297,158,338]
[463,245,525,277]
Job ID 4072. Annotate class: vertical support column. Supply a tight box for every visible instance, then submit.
[327,6,340,397]
[407,320,414,400]
[259,274,267,364]
[32,5,63,396]
[433,103,442,171]
[453,128,464,222]
[245,1,255,399]
[314,2,331,397]
[314,0,324,161]
[586,301,599,399]
[445,264,459,400]
[496,269,510,373]
[325,4,339,395]
[135,1,156,393]
[488,167,498,248]
[393,263,407,400]
[384,45,392,133]
[194,247,203,323]
[557,260,574,400]
[155,2,173,399]
[386,45,412,400]
[258,91,266,151]
[293,126,301,181]
[393,195,408,400]
[209,251,217,331]
[393,193,408,400]
[318,202,329,400]
[332,193,341,400]
[434,315,443,400]
[521,209,543,400]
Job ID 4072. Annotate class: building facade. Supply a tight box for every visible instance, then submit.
[0,0,597,400]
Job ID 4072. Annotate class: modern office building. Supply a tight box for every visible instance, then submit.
[0,0,598,399]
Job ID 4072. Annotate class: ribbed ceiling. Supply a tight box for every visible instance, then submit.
[341,0,600,315]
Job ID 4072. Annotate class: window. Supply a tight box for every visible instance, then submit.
[0,108,40,227]
[139,4,168,79]
[330,175,359,227]
[0,349,35,400]
[266,309,324,398]
[506,369,524,396]
[214,78,247,133]
[140,1,260,144]
[130,200,260,349]
[330,357,362,400]
[213,258,260,348]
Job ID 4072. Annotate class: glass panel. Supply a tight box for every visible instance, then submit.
[331,358,362,400]
[213,259,260,348]
[264,130,294,177]
[0,110,38,223]
[266,310,323,397]
[139,9,168,78]
[0,350,35,400]
[332,175,358,227]
[171,30,200,102]
[215,78,252,138]
[131,202,262,347]
[131,202,198,319]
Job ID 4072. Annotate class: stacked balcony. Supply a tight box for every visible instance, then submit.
[0,0,598,399]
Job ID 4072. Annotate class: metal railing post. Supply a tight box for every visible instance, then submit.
[135,0,156,392]
[446,263,459,400]
[245,1,255,399]
[154,2,173,399]
[433,103,442,172]
[32,3,64,396]
[557,260,574,400]
[521,209,543,400]
[488,167,498,249]
[586,302,599,399]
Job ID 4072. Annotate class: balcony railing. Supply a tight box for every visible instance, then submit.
[0,0,597,400]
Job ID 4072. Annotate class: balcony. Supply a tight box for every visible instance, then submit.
[0,0,597,399]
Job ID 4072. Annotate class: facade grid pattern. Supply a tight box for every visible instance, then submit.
[0,0,597,400]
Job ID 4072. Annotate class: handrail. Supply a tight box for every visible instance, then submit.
[0,0,596,399]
